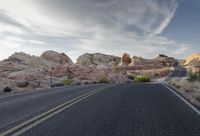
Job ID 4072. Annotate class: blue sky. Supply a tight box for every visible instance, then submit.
[162,0,200,48]
[0,0,199,61]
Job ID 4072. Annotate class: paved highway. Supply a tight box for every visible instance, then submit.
[0,83,200,136]
[0,84,111,134]
[169,66,187,78]
[165,66,188,81]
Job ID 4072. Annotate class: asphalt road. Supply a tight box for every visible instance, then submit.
[0,83,200,136]
[0,84,110,133]
[169,66,187,78]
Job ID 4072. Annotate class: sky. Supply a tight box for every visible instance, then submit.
[0,0,199,62]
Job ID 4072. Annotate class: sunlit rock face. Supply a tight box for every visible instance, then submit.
[3,52,33,64]
[68,64,129,84]
[41,50,73,65]
[118,53,176,68]
[76,53,121,66]
[0,50,74,91]
[119,53,132,66]
[183,53,200,73]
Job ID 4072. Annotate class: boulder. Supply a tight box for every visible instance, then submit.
[41,50,73,65]
[119,53,132,66]
[76,53,121,66]
[3,52,32,64]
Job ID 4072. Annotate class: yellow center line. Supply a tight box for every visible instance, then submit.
[1,85,114,136]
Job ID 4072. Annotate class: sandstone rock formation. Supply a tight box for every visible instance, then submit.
[76,53,121,66]
[117,53,176,78]
[0,51,74,91]
[68,64,129,84]
[41,50,73,65]
[0,50,180,93]
[184,53,200,65]
[3,52,33,64]
[0,51,130,92]
[119,53,176,68]
[183,53,200,73]
[120,53,132,66]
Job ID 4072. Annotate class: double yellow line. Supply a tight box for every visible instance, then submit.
[1,85,113,136]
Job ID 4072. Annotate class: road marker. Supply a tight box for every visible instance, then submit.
[162,84,200,116]
[1,85,113,136]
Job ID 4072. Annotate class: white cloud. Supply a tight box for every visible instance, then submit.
[0,23,25,34]
[173,44,191,55]
[0,0,189,61]
[153,0,179,35]
[29,40,45,45]
[0,36,25,48]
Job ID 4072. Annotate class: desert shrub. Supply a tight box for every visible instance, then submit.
[195,96,200,102]
[128,74,135,80]
[98,76,109,83]
[16,81,29,88]
[185,89,193,93]
[3,86,12,92]
[187,71,200,82]
[76,82,81,85]
[127,74,150,83]
[92,81,97,84]
[52,82,65,87]
[84,81,89,85]
[63,79,73,85]
[134,75,151,82]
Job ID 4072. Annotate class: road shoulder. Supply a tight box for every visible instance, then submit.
[162,83,200,116]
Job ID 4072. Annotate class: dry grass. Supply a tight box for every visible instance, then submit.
[168,78,200,107]
[128,67,170,78]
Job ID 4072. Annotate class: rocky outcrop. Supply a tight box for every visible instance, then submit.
[41,50,73,65]
[153,54,176,67]
[183,53,200,73]
[118,53,176,68]
[184,53,200,65]
[0,51,74,91]
[68,64,129,84]
[0,51,179,92]
[0,51,130,92]
[3,52,33,64]
[76,53,121,66]
[119,53,132,66]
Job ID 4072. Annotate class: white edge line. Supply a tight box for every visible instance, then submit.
[162,84,200,116]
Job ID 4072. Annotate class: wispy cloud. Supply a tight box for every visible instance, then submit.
[0,0,187,61]
[153,0,179,35]
[173,44,191,55]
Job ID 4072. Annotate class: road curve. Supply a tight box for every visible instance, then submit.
[1,83,199,136]
[169,66,188,78]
